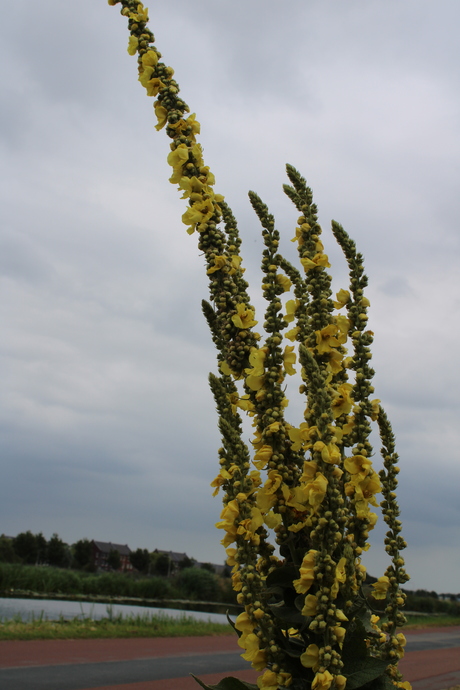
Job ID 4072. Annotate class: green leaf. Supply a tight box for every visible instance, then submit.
[226,611,241,638]
[361,674,400,690]
[266,564,299,589]
[355,605,383,638]
[342,618,368,665]
[267,600,306,626]
[190,675,258,690]
[344,659,389,690]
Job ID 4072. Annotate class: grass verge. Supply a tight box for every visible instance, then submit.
[0,612,233,641]
[1,612,458,641]
[403,614,460,629]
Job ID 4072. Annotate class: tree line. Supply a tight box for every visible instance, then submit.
[0,532,224,577]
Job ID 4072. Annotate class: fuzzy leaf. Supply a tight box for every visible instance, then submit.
[342,618,368,663]
[267,600,306,626]
[191,675,258,690]
[344,659,389,690]
[266,564,299,589]
[226,611,241,637]
[360,674,400,690]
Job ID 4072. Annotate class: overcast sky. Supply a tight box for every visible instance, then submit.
[1,0,459,594]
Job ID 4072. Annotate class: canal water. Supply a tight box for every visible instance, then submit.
[0,597,229,624]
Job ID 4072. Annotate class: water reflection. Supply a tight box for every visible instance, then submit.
[0,597,229,624]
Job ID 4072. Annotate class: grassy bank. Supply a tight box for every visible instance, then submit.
[0,562,236,606]
[0,612,458,641]
[0,612,233,640]
[404,614,460,629]
[0,563,177,599]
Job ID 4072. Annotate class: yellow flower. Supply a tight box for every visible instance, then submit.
[178,175,205,198]
[333,625,346,647]
[314,323,341,354]
[168,143,190,171]
[371,576,390,600]
[335,315,350,342]
[288,423,314,452]
[263,470,283,495]
[134,3,149,22]
[219,360,232,376]
[181,197,215,231]
[333,289,350,309]
[210,466,235,496]
[256,486,277,514]
[336,608,348,623]
[287,519,309,533]
[215,499,239,543]
[154,103,168,130]
[354,472,382,502]
[253,444,273,470]
[257,670,292,689]
[238,633,266,670]
[331,557,347,599]
[138,62,164,96]
[235,611,255,635]
[327,349,344,375]
[306,473,328,507]
[186,113,200,135]
[301,253,331,271]
[246,374,264,392]
[283,345,297,375]
[207,255,227,274]
[344,454,372,482]
[232,303,257,329]
[331,383,353,418]
[264,421,281,436]
[291,222,310,245]
[232,570,243,591]
[301,593,318,617]
[236,394,254,413]
[293,550,317,594]
[301,460,318,481]
[246,347,267,377]
[276,274,292,292]
[127,35,139,55]
[335,676,347,690]
[141,49,158,68]
[285,326,300,341]
[370,398,381,421]
[300,643,320,670]
[264,511,282,529]
[313,440,340,465]
[392,633,407,659]
[257,670,278,689]
[284,299,299,323]
[312,671,334,690]
[225,547,237,567]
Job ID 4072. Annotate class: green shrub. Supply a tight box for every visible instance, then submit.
[176,567,221,602]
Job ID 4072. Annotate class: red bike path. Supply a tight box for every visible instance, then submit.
[1,626,459,690]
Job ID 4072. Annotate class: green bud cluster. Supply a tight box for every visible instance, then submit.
[109,5,411,688]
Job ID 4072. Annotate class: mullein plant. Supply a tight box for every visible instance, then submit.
[108,3,410,689]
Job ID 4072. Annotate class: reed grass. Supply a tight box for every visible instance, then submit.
[0,610,232,640]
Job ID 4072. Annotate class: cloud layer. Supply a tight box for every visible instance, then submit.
[1,0,459,592]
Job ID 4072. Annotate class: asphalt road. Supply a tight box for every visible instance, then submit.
[0,628,459,690]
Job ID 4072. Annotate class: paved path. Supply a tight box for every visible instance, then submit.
[0,627,458,690]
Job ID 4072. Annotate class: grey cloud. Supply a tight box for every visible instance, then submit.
[1,0,460,591]
[378,276,413,297]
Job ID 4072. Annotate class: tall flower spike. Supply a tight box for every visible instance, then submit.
[109,5,410,690]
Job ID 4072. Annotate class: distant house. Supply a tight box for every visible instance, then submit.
[91,540,133,572]
[153,549,193,575]
[153,550,228,577]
